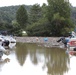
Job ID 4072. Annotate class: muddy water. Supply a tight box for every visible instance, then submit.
[0,43,75,75]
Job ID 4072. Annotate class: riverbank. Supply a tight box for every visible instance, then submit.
[15,37,63,47]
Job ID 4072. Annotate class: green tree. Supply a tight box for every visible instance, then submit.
[29,4,42,23]
[11,21,22,36]
[47,0,70,21]
[26,18,50,36]
[47,0,74,36]
[16,5,28,29]
[41,3,47,18]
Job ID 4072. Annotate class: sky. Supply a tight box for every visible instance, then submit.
[0,0,76,7]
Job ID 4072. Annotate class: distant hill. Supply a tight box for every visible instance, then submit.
[0,5,32,23]
[0,5,76,24]
[71,6,76,24]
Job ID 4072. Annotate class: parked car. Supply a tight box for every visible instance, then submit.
[67,37,76,50]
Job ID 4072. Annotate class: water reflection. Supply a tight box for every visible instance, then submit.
[16,43,27,66]
[0,58,10,71]
[26,43,40,65]
[0,42,71,75]
[15,43,70,75]
[45,48,70,75]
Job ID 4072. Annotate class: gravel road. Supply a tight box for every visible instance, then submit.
[15,37,63,47]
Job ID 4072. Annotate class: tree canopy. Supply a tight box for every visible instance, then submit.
[46,0,74,36]
[16,5,28,29]
[0,3,75,36]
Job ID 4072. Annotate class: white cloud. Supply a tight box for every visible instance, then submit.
[0,0,75,7]
[69,0,76,7]
[0,0,47,7]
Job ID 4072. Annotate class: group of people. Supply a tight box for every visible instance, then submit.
[57,31,76,48]
[0,40,10,59]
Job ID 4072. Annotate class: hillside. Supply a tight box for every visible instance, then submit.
[0,5,32,23]
[71,6,76,24]
[0,5,76,24]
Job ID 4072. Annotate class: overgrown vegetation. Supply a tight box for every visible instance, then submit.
[0,0,76,36]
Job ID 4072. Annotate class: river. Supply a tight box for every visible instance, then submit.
[0,42,76,75]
